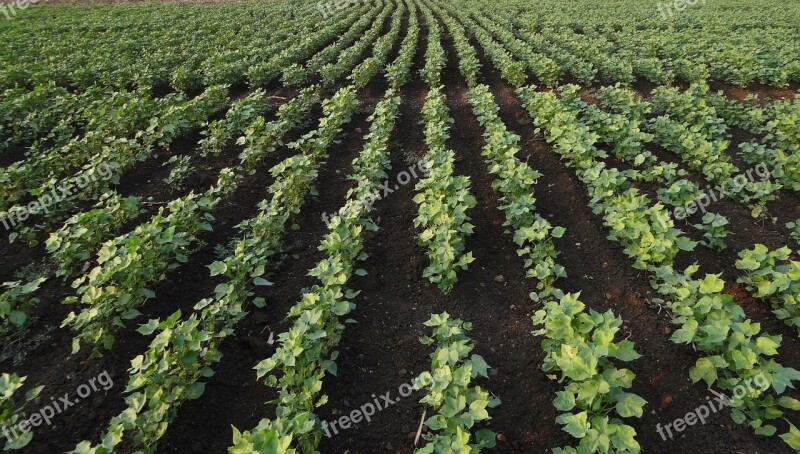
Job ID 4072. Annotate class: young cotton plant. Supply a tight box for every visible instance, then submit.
[465,81,642,453]
[520,84,800,445]
[739,141,800,192]
[70,281,257,454]
[466,85,566,302]
[736,245,800,335]
[385,0,418,90]
[579,102,655,168]
[0,88,165,213]
[349,1,404,89]
[245,204,373,450]
[230,93,399,453]
[0,278,47,336]
[763,96,800,155]
[0,373,43,451]
[533,294,645,454]
[787,219,800,246]
[68,90,366,454]
[601,86,782,220]
[416,312,499,454]
[162,155,194,191]
[575,95,705,213]
[46,191,142,279]
[414,89,476,293]
[599,85,777,217]
[77,152,327,454]
[465,8,561,87]
[461,14,527,87]
[243,4,355,87]
[198,88,269,157]
[140,85,230,151]
[319,2,395,88]
[694,212,730,251]
[652,265,800,437]
[236,86,317,172]
[518,86,698,272]
[68,310,215,454]
[7,86,228,241]
[63,169,237,355]
[419,7,446,88]
[438,12,481,89]
[649,84,729,140]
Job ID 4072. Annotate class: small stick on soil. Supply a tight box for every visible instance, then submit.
[709,389,730,405]
[414,409,427,447]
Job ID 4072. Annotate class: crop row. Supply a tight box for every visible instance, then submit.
[232,90,399,452]
[68,86,355,454]
[518,86,800,448]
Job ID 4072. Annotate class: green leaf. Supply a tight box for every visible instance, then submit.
[610,340,641,361]
[779,396,800,411]
[137,319,160,336]
[616,393,646,418]
[689,357,718,386]
[8,310,27,326]
[556,411,590,439]
[781,421,800,451]
[469,399,490,420]
[470,354,489,378]
[554,391,576,412]
[698,275,725,294]
[185,382,205,400]
[610,424,641,452]
[4,429,33,449]
[671,319,698,344]
[208,261,227,276]
[253,277,272,286]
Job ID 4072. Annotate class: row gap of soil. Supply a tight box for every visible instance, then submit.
[438,26,569,453]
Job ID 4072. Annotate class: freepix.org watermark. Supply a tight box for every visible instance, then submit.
[1,371,114,444]
[657,0,706,19]
[656,373,769,441]
[671,163,770,221]
[321,158,431,228]
[321,372,433,438]
[0,0,48,20]
[0,163,113,231]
